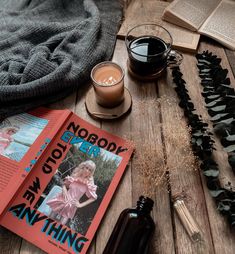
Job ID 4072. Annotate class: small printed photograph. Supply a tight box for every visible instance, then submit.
[0,113,48,161]
[36,142,122,235]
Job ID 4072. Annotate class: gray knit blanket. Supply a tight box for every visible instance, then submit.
[0,0,122,118]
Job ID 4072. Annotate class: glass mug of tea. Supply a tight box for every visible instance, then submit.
[125,24,183,80]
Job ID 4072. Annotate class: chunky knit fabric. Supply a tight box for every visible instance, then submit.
[0,0,122,118]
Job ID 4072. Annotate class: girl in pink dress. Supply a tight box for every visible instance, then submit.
[47,160,97,225]
[0,127,18,154]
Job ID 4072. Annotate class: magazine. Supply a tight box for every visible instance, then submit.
[162,0,235,50]
[0,107,133,254]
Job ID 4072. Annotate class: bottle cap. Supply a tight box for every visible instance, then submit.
[137,196,154,212]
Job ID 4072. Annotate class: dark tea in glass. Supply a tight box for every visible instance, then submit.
[128,35,169,76]
[125,24,182,79]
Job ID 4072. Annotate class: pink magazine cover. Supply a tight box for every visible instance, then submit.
[0,107,71,217]
[0,112,133,254]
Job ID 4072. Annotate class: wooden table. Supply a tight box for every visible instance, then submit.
[1,2,235,254]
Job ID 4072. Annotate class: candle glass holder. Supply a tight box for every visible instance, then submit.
[91,61,125,108]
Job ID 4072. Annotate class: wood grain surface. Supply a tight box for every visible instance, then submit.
[1,1,235,254]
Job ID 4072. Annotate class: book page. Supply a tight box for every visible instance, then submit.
[199,0,235,50]
[0,113,134,254]
[165,0,222,30]
[163,22,200,53]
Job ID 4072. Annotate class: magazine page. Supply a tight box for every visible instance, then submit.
[163,0,221,31]
[0,113,134,254]
[0,107,71,216]
[198,0,235,50]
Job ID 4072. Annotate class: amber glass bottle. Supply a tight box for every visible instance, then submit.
[103,196,155,254]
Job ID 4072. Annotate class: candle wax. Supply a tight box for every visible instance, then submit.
[93,65,122,85]
[92,64,124,108]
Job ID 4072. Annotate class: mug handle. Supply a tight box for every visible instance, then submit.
[167,50,183,68]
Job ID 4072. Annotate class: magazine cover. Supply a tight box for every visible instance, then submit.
[0,108,71,216]
[0,112,133,254]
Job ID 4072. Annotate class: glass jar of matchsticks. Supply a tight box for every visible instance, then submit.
[172,194,202,242]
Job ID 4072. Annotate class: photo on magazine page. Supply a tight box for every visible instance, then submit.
[35,142,122,235]
[0,113,48,162]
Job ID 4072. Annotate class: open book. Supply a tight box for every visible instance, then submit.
[0,107,133,254]
[162,0,235,50]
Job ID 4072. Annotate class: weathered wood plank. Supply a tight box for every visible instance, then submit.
[20,240,45,254]
[196,41,235,254]
[74,79,101,254]
[19,85,100,254]
[127,40,174,254]
[98,39,175,254]
[48,92,78,111]
[18,92,78,254]
[197,41,235,189]
[159,58,215,253]
[0,227,22,254]
[94,39,133,253]
[95,142,132,253]
[225,49,235,77]
[128,77,175,254]
[161,39,235,254]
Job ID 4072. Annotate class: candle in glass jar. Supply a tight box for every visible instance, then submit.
[91,61,125,108]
